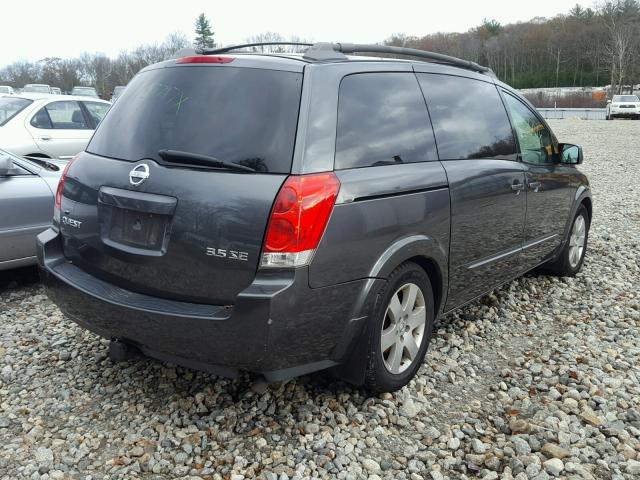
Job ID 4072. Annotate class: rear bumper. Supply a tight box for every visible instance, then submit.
[37,229,375,381]
[609,110,640,117]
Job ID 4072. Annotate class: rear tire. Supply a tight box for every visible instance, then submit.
[364,262,434,392]
[541,205,590,277]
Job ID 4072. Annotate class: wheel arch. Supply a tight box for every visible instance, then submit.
[556,187,592,256]
[331,235,449,386]
[405,255,444,318]
[580,196,592,222]
[367,234,448,316]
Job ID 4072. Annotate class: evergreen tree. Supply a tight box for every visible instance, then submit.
[194,13,215,50]
[481,18,503,36]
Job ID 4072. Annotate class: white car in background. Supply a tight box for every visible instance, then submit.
[0,86,15,96]
[71,86,99,98]
[111,85,126,102]
[23,84,53,94]
[0,94,110,159]
[606,94,640,120]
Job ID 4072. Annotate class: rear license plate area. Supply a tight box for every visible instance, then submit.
[97,187,178,255]
[106,207,167,250]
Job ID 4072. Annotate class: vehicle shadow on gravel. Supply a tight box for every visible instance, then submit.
[96,352,362,407]
[0,266,40,292]
[83,336,362,403]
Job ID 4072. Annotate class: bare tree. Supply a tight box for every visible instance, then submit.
[600,0,640,94]
[244,32,311,53]
[380,1,638,90]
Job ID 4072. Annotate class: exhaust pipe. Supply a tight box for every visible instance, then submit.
[108,339,139,363]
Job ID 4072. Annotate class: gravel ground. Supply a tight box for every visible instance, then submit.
[1,120,639,480]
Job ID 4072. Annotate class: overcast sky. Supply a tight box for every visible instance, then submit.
[1,0,590,66]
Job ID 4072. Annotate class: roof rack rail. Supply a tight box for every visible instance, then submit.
[198,41,493,75]
[200,42,313,55]
[323,43,493,74]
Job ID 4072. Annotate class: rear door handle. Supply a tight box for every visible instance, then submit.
[528,181,541,192]
[511,182,525,195]
[39,136,52,141]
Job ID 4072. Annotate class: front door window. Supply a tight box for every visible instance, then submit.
[504,94,555,164]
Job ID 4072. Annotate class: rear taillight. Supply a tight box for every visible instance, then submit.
[175,56,234,64]
[53,155,76,224]
[261,173,340,268]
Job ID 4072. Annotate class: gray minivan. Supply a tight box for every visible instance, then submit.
[38,43,591,392]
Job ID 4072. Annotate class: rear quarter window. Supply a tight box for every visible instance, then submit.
[0,97,32,126]
[335,72,438,169]
[87,65,303,174]
[416,74,516,160]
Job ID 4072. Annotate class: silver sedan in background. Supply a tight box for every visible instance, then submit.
[0,149,63,270]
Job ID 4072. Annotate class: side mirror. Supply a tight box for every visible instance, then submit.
[559,143,583,165]
[606,99,612,104]
[0,153,17,175]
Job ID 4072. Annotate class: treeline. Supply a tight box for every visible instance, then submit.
[386,0,640,92]
[0,33,190,97]
[2,2,639,96]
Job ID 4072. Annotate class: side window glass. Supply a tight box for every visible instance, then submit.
[45,101,89,130]
[416,74,516,160]
[83,102,110,127]
[335,72,438,169]
[30,107,53,129]
[503,94,554,164]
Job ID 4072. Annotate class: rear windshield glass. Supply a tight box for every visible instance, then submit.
[0,97,32,126]
[88,65,303,173]
[72,87,97,96]
[24,85,50,93]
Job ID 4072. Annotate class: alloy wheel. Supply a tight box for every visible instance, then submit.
[380,283,426,374]
[568,214,586,268]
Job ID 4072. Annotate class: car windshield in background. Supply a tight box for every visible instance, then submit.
[0,97,32,126]
[72,88,98,97]
[87,66,303,174]
[613,95,639,102]
[24,85,50,93]
[0,87,11,94]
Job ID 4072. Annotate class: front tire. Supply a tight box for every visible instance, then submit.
[364,262,434,392]
[542,205,590,276]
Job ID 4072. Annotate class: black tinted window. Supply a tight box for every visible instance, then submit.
[417,74,516,160]
[88,66,303,173]
[335,73,437,169]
